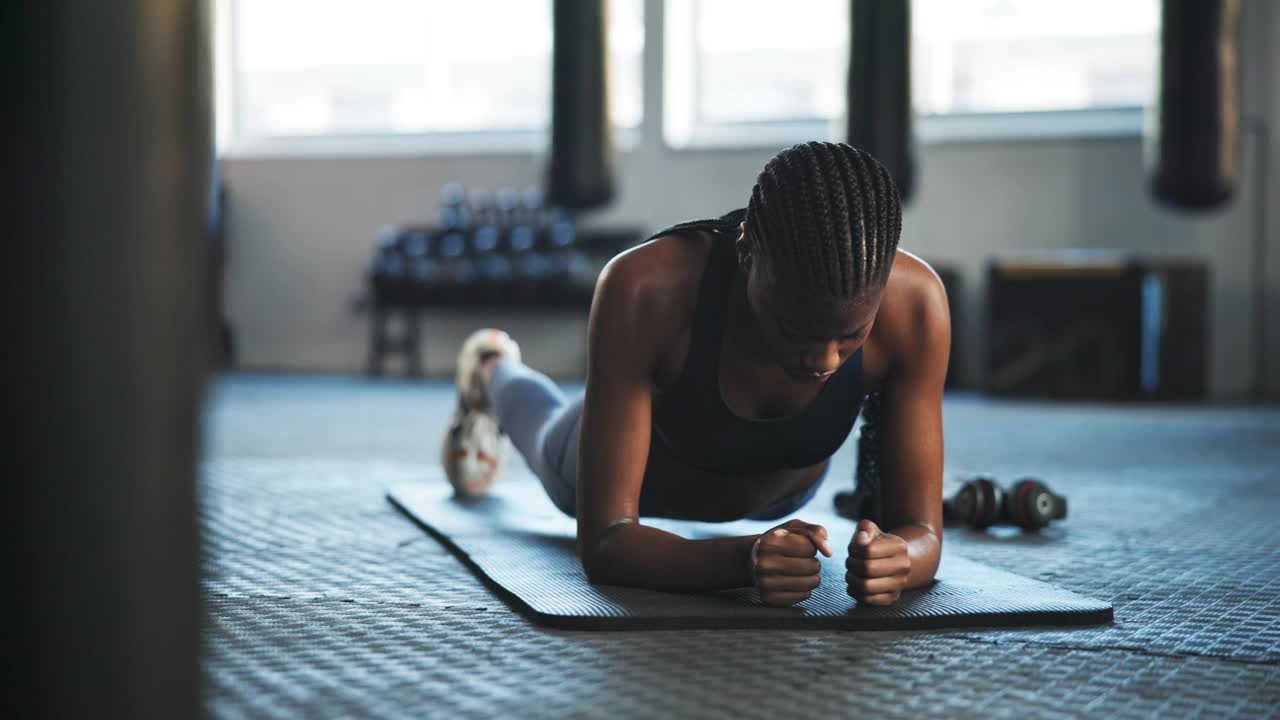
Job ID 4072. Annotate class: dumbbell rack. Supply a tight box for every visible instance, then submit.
[362,186,640,378]
[365,300,425,378]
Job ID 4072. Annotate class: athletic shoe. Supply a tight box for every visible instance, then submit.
[441,329,521,496]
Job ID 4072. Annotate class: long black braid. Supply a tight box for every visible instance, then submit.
[644,207,748,245]
[648,142,901,300]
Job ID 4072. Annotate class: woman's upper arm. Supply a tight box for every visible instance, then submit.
[575,254,667,569]
[879,269,951,538]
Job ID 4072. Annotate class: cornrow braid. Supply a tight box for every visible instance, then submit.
[645,142,901,302]
[744,141,901,300]
[644,207,747,245]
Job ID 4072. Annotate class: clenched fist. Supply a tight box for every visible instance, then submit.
[845,519,910,606]
[749,519,833,607]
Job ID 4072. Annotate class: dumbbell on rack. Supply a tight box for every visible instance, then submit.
[363,181,642,376]
[469,188,516,304]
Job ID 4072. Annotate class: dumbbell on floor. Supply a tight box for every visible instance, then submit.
[944,475,1068,531]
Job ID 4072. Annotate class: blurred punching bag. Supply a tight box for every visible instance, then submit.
[1147,0,1241,210]
[546,0,617,211]
[7,1,210,717]
[847,0,915,203]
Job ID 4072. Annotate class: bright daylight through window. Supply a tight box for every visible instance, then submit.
[665,0,1158,147]
[225,0,643,141]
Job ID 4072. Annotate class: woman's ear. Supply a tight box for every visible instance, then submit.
[736,224,752,269]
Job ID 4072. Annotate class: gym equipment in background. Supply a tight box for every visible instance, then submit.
[985,251,1209,401]
[846,0,915,203]
[546,0,616,211]
[943,475,1068,532]
[1146,0,1241,211]
[363,183,641,377]
[833,392,1068,533]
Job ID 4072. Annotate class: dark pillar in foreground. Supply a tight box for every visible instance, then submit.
[5,1,212,717]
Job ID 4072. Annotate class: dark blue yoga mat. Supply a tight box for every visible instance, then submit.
[388,477,1113,630]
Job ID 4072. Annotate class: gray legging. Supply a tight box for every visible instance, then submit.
[486,358,825,520]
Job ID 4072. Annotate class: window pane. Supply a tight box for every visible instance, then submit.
[232,0,643,139]
[694,0,847,124]
[912,0,1159,115]
[673,0,1160,144]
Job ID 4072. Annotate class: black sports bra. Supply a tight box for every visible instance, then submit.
[648,215,867,475]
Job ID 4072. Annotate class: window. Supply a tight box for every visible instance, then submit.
[219,0,1163,153]
[664,0,847,147]
[912,0,1158,116]
[221,0,643,149]
[665,0,1160,148]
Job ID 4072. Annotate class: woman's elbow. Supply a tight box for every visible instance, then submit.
[577,520,631,584]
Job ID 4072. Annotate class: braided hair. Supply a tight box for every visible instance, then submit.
[649,142,902,301]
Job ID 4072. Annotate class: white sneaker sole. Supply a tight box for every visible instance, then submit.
[441,410,508,496]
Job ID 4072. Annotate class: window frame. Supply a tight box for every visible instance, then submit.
[654,109,1146,152]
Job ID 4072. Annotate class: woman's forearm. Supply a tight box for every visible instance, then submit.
[583,521,758,592]
[583,520,939,596]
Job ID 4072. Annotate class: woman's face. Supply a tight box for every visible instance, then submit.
[743,259,882,384]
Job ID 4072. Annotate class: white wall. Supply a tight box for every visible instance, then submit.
[220,1,1279,400]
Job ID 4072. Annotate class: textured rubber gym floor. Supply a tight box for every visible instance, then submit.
[202,375,1280,719]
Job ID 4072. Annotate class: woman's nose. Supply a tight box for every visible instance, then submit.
[803,342,843,376]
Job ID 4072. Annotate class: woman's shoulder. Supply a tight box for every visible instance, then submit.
[886,249,949,308]
[873,249,952,376]
[591,230,715,354]
[596,230,714,316]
